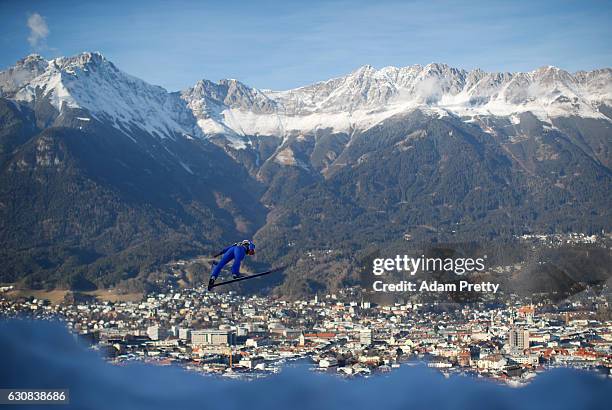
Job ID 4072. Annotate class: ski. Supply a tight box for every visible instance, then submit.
[210,266,285,289]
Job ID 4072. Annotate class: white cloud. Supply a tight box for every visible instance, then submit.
[27,13,49,48]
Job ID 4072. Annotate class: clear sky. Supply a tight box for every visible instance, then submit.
[1,0,611,91]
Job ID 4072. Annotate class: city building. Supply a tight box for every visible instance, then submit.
[146,325,167,341]
[191,329,235,346]
[508,327,530,350]
[360,329,373,346]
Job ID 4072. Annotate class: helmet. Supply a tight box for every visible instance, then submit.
[241,240,255,255]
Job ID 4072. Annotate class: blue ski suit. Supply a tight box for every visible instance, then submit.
[210,244,246,279]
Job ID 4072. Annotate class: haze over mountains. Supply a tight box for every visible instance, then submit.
[0,52,610,296]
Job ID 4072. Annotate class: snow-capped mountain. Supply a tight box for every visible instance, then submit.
[182,62,612,138]
[2,52,200,140]
[2,52,610,143]
[1,52,610,296]
[180,78,276,145]
[0,54,48,95]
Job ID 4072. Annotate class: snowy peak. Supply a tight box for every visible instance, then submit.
[180,78,277,138]
[268,62,611,114]
[185,62,611,137]
[5,52,198,139]
[265,62,469,113]
[50,51,111,72]
[1,52,611,141]
[0,54,48,96]
[219,78,276,112]
[182,78,276,117]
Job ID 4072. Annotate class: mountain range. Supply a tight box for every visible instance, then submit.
[0,52,610,296]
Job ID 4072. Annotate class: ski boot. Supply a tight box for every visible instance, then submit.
[207,277,215,291]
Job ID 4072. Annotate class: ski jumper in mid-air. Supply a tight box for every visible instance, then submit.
[208,240,255,290]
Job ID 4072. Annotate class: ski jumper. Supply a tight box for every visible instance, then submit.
[210,244,246,279]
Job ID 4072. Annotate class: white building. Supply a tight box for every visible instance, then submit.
[146,325,167,341]
[191,329,235,346]
[359,329,373,346]
[319,357,338,368]
[178,328,191,341]
[239,356,265,369]
[509,354,539,366]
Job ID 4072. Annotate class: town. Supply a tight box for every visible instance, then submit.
[1,281,611,386]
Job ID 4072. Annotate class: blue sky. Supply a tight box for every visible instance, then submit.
[1,0,611,91]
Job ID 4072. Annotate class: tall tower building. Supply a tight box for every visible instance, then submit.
[508,327,529,350]
[360,328,373,346]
